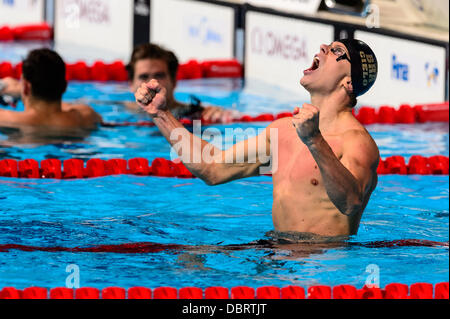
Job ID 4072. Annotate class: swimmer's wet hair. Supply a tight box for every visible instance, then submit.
[22,49,67,102]
[127,43,179,82]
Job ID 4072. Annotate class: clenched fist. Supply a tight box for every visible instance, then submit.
[135,79,168,118]
[292,103,321,146]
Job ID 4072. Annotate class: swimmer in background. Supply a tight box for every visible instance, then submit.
[0,49,102,135]
[136,39,380,238]
[126,43,237,123]
[1,44,237,124]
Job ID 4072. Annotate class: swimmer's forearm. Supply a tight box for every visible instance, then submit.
[152,110,185,138]
[307,134,363,216]
[152,111,232,185]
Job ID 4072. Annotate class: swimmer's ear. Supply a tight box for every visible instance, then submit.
[342,77,354,95]
[22,79,31,97]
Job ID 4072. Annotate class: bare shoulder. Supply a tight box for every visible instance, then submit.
[342,128,380,166]
[267,116,293,129]
[63,102,93,113]
[342,128,377,149]
[62,103,102,124]
[264,117,294,141]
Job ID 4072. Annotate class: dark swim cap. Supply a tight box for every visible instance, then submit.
[338,39,378,97]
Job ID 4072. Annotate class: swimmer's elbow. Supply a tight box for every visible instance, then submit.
[203,172,227,186]
[204,179,221,186]
[201,162,246,186]
[199,165,226,186]
[342,194,364,216]
[342,206,361,217]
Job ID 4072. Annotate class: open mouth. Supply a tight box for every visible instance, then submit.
[304,56,320,74]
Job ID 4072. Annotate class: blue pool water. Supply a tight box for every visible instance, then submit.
[1,43,449,290]
[0,174,448,289]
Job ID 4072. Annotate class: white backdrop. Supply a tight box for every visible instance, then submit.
[245,11,334,99]
[54,0,134,63]
[247,0,322,15]
[355,31,447,106]
[0,0,45,26]
[150,0,235,63]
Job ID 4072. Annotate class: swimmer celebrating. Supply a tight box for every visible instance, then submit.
[0,49,102,132]
[135,39,380,237]
[127,43,236,123]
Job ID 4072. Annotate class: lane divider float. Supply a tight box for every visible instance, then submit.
[101,102,449,127]
[355,103,449,124]
[0,158,192,179]
[0,283,447,299]
[0,23,52,42]
[0,239,448,254]
[0,59,243,82]
[0,155,448,180]
[2,57,447,124]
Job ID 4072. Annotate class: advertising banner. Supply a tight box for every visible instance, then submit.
[150,0,236,63]
[247,0,322,16]
[54,0,134,63]
[0,0,45,26]
[245,10,334,97]
[355,30,447,106]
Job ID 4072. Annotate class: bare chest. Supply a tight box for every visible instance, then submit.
[272,125,344,187]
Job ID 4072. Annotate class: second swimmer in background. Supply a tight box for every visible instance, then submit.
[1,44,237,125]
[126,43,237,123]
[0,49,102,143]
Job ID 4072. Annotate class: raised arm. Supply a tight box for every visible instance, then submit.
[293,104,379,217]
[135,80,273,185]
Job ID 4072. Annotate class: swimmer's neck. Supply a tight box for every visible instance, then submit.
[24,97,62,114]
[309,91,352,131]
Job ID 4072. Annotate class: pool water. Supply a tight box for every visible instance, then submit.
[1,49,449,290]
[0,171,448,289]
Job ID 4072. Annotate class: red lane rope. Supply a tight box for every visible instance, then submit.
[0,239,448,254]
[0,59,243,82]
[0,282,448,299]
[3,57,447,124]
[0,243,186,254]
[355,103,449,124]
[100,103,449,127]
[0,156,448,180]
[0,282,447,299]
[0,23,52,42]
[3,282,449,299]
